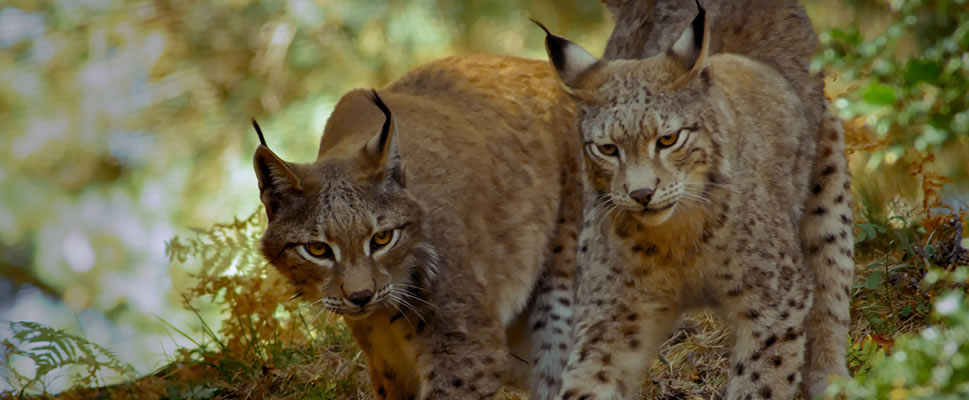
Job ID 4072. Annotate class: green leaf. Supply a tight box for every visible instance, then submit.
[167,385,182,400]
[829,28,863,46]
[862,83,898,105]
[865,271,885,289]
[903,59,942,85]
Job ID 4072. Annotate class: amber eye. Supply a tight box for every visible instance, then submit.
[371,230,393,248]
[304,242,332,258]
[657,132,680,148]
[596,144,619,157]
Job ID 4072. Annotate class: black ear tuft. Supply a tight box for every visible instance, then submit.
[669,0,711,86]
[363,89,405,187]
[691,0,705,50]
[252,119,267,147]
[369,89,393,153]
[532,19,600,91]
[251,122,302,220]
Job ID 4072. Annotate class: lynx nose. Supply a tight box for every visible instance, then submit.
[347,290,374,307]
[629,189,654,206]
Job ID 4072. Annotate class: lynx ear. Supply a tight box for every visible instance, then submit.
[669,0,710,85]
[363,90,405,187]
[252,120,303,220]
[533,19,600,92]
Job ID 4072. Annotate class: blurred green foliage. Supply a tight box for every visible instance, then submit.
[2,321,136,393]
[829,268,969,399]
[818,0,969,168]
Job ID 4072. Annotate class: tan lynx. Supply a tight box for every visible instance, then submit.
[252,55,582,399]
[595,0,856,398]
[535,1,853,399]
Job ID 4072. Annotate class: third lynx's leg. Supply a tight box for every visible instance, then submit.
[529,160,582,400]
[800,106,854,398]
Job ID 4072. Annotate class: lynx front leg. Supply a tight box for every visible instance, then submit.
[557,253,681,399]
[417,298,508,400]
[721,257,813,400]
[345,308,421,400]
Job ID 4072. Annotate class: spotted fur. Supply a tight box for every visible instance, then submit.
[253,56,582,399]
[539,1,853,398]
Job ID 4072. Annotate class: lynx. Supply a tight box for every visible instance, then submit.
[535,1,854,399]
[594,0,856,397]
[252,55,582,399]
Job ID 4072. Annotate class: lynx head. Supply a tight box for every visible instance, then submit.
[537,2,729,227]
[252,91,437,319]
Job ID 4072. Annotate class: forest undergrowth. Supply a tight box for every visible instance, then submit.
[4,0,969,397]
[2,94,967,400]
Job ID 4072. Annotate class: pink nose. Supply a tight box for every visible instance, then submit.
[629,189,654,205]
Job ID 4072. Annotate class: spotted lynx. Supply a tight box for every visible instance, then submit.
[252,55,582,399]
[535,1,853,399]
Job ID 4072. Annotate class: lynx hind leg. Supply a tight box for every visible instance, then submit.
[530,162,582,400]
[800,105,854,398]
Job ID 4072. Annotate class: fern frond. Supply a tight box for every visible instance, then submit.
[2,321,136,393]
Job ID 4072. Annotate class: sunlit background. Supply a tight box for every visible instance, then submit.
[1,0,966,395]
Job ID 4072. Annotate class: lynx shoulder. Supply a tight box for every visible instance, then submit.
[252,55,582,399]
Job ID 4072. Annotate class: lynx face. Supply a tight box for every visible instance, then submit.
[580,70,720,226]
[541,13,726,226]
[253,92,438,318]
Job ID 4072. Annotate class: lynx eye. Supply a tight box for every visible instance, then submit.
[657,132,680,148]
[372,230,392,246]
[304,242,332,258]
[596,144,619,157]
[370,229,398,252]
